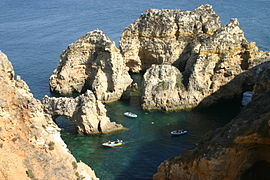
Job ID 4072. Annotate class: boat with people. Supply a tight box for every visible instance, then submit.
[171,129,187,136]
[123,112,137,118]
[102,139,123,147]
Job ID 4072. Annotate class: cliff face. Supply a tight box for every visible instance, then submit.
[0,52,99,180]
[120,4,221,72]
[43,90,124,135]
[154,63,270,180]
[137,6,270,111]
[49,30,132,103]
[142,64,187,111]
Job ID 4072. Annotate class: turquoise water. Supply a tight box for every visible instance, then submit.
[1,0,270,179]
[58,100,239,180]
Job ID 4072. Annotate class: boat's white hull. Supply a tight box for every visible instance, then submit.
[171,130,187,136]
[124,112,137,118]
[102,141,123,147]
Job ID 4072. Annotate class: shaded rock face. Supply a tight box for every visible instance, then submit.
[153,64,270,180]
[120,4,221,72]
[139,6,270,111]
[43,90,124,135]
[49,30,132,103]
[0,52,99,180]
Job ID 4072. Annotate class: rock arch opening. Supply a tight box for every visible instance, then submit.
[55,116,77,134]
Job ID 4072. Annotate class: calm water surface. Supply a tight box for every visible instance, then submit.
[1,0,270,179]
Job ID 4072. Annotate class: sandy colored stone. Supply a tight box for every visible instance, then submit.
[153,63,270,180]
[50,30,132,102]
[43,90,125,135]
[142,64,189,111]
[120,4,221,72]
[140,14,270,111]
[0,51,99,180]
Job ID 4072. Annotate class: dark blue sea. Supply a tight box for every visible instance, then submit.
[1,0,269,179]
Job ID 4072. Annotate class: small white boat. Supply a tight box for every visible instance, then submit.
[102,140,123,147]
[124,112,137,118]
[171,129,187,136]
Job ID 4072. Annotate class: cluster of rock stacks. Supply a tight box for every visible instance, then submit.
[43,90,124,135]
[0,52,98,180]
[48,30,133,134]
[131,6,270,111]
[2,3,270,180]
[49,4,270,112]
[154,62,270,180]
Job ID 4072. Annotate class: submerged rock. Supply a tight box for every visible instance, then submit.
[49,30,132,103]
[0,51,99,180]
[120,4,221,72]
[43,90,124,135]
[153,63,270,180]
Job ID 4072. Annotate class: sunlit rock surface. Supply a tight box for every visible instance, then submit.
[50,30,132,103]
[0,51,99,180]
[43,90,124,135]
[120,4,221,72]
[142,64,188,111]
[154,63,270,180]
[137,5,270,111]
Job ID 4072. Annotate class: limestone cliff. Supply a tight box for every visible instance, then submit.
[0,51,99,180]
[142,64,188,111]
[43,90,124,135]
[49,30,132,103]
[154,63,270,180]
[139,6,270,111]
[120,4,221,72]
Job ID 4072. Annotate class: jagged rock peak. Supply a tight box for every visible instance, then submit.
[0,51,99,180]
[43,90,125,134]
[120,4,221,72]
[49,30,132,103]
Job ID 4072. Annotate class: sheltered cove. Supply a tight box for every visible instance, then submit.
[1,4,270,180]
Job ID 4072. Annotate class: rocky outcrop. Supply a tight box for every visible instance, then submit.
[142,64,188,111]
[120,4,221,72]
[49,30,132,103]
[153,63,270,180]
[0,51,99,180]
[139,7,270,111]
[43,90,124,135]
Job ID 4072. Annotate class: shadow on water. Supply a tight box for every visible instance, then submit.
[55,116,77,134]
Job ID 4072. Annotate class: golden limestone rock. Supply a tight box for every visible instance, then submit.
[120,4,221,72]
[154,63,270,180]
[50,30,132,103]
[136,5,270,111]
[43,90,125,135]
[0,51,99,180]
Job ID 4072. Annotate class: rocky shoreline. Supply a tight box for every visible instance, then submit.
[0,52,98,180]
[1,3,270,180]
[154,62,270,180]
[43,90,125,135]
[47,4,270,179]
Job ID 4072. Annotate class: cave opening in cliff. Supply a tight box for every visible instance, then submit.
[55,116,77,134]
[241,161,270,180]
